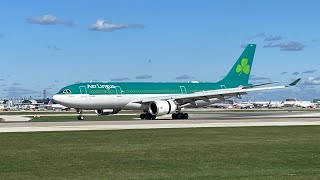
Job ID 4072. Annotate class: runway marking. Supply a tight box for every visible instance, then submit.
[0,115,31,122]
[1,111,320,133]
[1,119,320,133]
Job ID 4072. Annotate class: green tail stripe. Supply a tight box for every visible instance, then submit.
[288,78,301,86]
[218,44,256,88]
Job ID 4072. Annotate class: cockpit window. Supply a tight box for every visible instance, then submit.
[62,89,72,94]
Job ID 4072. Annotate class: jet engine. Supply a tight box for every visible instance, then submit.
[95,109,120,115]
[149,100,177,116]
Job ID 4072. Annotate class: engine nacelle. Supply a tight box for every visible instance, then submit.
[95,109,120,115]
[149,100,177,116]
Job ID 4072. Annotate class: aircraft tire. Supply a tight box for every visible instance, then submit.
[183,113,189,119]
[177,113,184,119]
[140,114,146,119]
[172,113,177,119]
[145,113,153,120]
[77,115,84,120]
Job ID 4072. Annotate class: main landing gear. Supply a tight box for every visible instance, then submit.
[139,112,189,120]
[76,109,84,120]
[140,112,156,120]
[172,112,189,119]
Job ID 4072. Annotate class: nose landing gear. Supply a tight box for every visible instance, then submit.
[76,109,84,120]
[77,115,84,120]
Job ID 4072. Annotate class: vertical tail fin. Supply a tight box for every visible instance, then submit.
[218,44,256,88]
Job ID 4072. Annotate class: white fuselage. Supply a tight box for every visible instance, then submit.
[52,94,220,111]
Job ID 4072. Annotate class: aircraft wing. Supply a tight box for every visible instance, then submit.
[134,78,300,105]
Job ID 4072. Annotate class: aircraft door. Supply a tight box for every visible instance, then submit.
[180,86,187,94]
[78,86,92,107]
[79,86,87,94]
[114,86,123,97]
[220,85,226,89]
[79,86,88,98]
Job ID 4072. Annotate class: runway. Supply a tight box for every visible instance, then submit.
[1,111,320,133]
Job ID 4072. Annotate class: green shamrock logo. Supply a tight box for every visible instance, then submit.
[236,58,250,76]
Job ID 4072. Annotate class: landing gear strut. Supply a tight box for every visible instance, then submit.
[76,109,84,120]
[172,112,189,119]
[140,112,156,120]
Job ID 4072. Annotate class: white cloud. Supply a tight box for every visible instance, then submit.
[302,70,317,74]
[110,77,131,81]
[303,77,320,85]
[27,14,74,26]
[264,41,305,51]
[89,19,143,32]
[3,86,40,97]
[175,75,194,80]
[240,44,248,48]
[135,75,152,80]
[248,32,266,40]
[48,45,61,51]
[264,35,283,41]
[249,76,271,81]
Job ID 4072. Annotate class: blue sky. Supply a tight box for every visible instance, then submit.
[0,0,320,100]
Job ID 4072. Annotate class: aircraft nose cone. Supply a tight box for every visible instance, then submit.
[52,95,62,104]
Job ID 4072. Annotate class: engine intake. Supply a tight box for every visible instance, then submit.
[149,100,177,116]
[95,109,120,115]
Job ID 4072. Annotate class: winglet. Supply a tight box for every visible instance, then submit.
[287,78,301,87]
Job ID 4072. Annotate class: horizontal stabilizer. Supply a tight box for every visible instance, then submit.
[286,78,301,87]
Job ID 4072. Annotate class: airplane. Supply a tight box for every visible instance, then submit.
[234,102,254,109]
[47,100,71,111]
[283,98,315,108]
[53,44,300,120]
[253,101,284,108]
